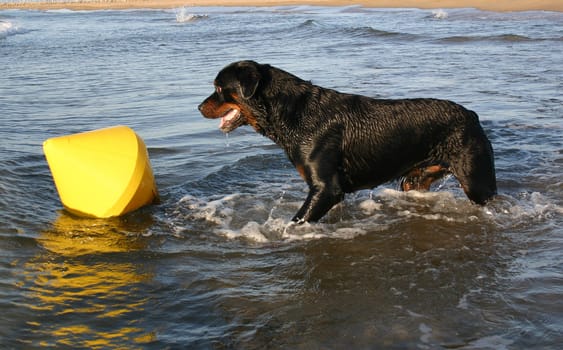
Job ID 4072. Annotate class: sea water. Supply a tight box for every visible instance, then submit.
[0,6,562,349]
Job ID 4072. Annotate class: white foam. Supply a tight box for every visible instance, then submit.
[178,193,236,226]
[419,322,433,343]
[464,335,513,350]
[487,191,563,228]
[358,198,383,214]
[173,192,375,242]
[218,221,269,243]
[279,221,369,242]
[171,185,561,243]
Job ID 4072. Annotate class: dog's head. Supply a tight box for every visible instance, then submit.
[198,60,263,133]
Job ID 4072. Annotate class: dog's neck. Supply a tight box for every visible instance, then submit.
[251,67,318,146]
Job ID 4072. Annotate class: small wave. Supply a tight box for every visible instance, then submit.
[294,20,417,42]
[344,26,419,41]
[175,7,208,23]
[351,26,400,37]
[439,33,535,43]
[297,19,321,28]
[491,34,534,42]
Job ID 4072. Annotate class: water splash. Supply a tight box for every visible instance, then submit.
[168,185,562,244]
[175,7,208,23]
[432,9,449,20]
[0,20,19,39]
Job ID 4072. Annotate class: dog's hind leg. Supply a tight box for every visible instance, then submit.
[400,164,450,192]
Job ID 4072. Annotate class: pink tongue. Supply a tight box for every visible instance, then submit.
[219,109,239,129]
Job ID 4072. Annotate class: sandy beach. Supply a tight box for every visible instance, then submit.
[1,0,562,12]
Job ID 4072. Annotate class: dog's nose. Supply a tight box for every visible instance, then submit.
[197,103,203,112]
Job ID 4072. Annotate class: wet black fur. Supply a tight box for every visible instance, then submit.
[199,60,497,222]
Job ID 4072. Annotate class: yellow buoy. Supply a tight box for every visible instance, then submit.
[43,125,159,218]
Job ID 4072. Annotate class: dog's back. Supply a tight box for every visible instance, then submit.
[334,96,496,202]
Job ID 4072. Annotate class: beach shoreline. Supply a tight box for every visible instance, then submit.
[1,0,562,12]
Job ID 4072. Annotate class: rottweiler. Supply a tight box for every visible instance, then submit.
[199,60,497,222]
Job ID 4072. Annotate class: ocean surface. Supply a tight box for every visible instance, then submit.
[1,5,562,349]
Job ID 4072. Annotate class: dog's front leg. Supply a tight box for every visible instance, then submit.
[290,131,345,223]
[292,182,344,223]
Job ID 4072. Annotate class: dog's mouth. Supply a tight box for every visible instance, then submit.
[219,108,244,133]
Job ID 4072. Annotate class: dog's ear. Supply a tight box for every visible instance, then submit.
[236,61,262,99]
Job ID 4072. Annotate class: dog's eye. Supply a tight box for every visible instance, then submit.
[215,86,222,94]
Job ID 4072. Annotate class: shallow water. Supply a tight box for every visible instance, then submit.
[1,6,562,349]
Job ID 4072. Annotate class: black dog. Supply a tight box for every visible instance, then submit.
[199,60,497,222]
